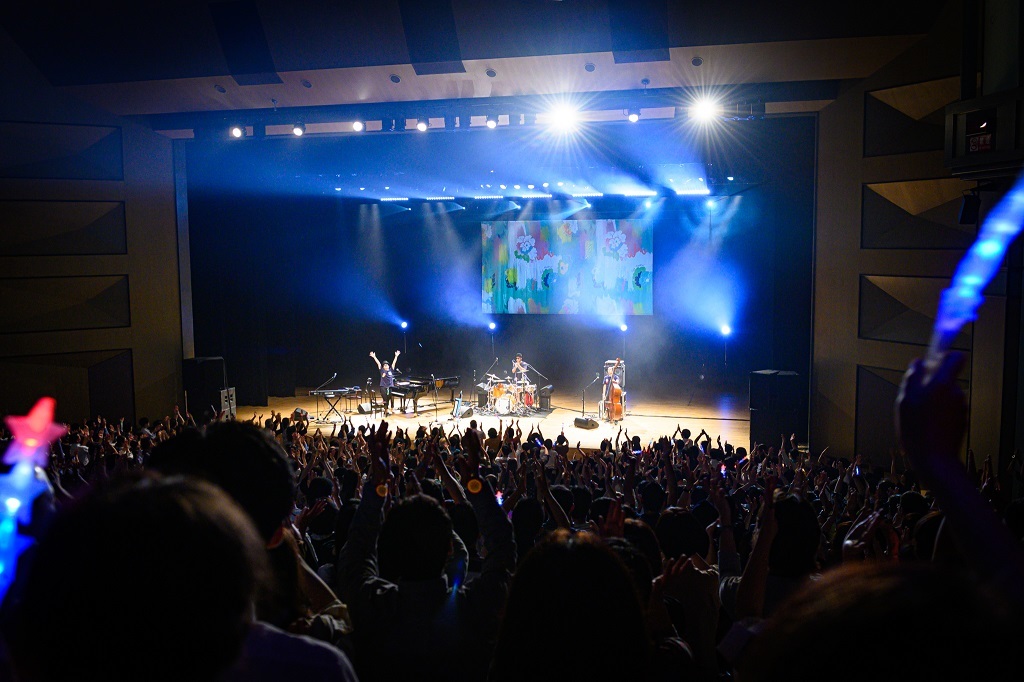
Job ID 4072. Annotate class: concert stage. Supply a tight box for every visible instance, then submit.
[238,383,751,451]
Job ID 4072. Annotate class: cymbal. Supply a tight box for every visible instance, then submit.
[485,373,501,380]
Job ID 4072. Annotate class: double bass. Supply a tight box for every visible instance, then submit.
[604,358,624,422]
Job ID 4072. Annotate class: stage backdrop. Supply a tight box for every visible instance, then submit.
[482,219,653,315]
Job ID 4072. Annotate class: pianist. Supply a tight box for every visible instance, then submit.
[369,350,401,415]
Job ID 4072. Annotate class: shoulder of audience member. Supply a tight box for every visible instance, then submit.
[222,620,358,682]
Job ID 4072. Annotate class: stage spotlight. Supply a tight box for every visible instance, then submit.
[352,120,365,132]
[548,104,579,132]
[689,98,723,122]
[400,321,408,329]
[292,122,305,136]
[644,200,652,208]
[627,108,640,123]
[485,114,497,129]
[619,324,628,332]
[230,125,244,138]
[416,119,428,132]
[721,324,732,336]
[488,322,496,330]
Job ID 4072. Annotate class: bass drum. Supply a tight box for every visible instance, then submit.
[494,394,513,415]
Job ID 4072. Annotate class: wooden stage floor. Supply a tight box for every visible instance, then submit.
[238,382,751,451]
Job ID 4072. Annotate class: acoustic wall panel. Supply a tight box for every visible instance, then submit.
[861,179,979,249]
[0,122,123,180]
[0,275,130,333]
[0,200,126,255]
[859,275,972,350]
[863,77,958,157]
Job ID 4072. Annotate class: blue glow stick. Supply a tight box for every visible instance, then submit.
[0,398,65,600]
[927,174,1024,370]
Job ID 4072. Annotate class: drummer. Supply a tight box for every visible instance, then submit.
[511,353,529,383]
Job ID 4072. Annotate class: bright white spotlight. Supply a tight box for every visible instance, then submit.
[548,104,579,131]
[400,321,408,329]
[416,119,428,132]
[721,324,732,336]
[627,108,640,123]
[620,324,628,332]
[485,115,497,129]
[292,122,305,136]
[706,199,717,209]
[644,200,652,208]
[488,322,496,330]
[690,98,723,122]
[230,125,244,138]
[352,120,365,132]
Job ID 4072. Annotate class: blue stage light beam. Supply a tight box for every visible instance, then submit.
[928,173,1024,369]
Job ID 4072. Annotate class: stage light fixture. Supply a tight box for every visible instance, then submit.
[548,104,580,132]
[485,115,497,129]
[627,108,640,123]
[689,98,723,122]
[416,119,428,132]
[620,324,628,332]
[352,120,365,132]
[292,122,305,136]
[488,322,496,330]
[721,324,732,336]
[400,321,408,329]
[644,200,652,208]
[230,125,244,138]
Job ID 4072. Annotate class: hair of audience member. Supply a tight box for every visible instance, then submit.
[448,502,481,556]
[569,485,593,524]
[623,517,664,578]
[767,493,821,578]
[589,496,614,524]
[332,500,360,561]
[377,493,453,581]
[909,510,944,562]
[736,562,1015,681]
[898,490,930,518]
[655,507,709,559]
[147,421,296,542]
[489,530,650,682]
[548,484,574,520]
[605,536,654,603]
[511,497,545,560]
[7,474,267,682]
[419,477,445,505]
[337,467,360,501]
[638,480,666,515]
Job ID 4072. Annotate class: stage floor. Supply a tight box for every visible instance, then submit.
[238,382,751,451]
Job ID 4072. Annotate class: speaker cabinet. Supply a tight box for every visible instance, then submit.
[574,417,599,429]
[183,357,226,416]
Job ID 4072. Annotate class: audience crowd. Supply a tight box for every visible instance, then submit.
[0,350,1021,680]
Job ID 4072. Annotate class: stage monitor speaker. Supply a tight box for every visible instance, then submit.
[357,402,372,414]
[454,405,473,418]
[539,394,551,410]
[574,417,599,429]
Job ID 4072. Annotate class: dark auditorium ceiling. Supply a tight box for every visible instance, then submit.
[0,0,953,129]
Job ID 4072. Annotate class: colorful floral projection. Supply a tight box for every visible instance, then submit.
[482,219,653,315]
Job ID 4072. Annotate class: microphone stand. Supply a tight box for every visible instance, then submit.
[312,372,337,421]
[431,373,439,423]
[582,372,601,418]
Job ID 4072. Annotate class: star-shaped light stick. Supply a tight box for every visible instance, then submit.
[0,397,66,598]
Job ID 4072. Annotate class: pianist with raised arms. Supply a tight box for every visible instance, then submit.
[369,350,400,415]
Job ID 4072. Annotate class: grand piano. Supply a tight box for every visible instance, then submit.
[390,375,460,414]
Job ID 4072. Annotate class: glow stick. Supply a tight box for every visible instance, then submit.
[0,398,66,599]
[927,174,1024,370]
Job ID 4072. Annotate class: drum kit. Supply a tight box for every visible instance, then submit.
[481,373,539,416]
